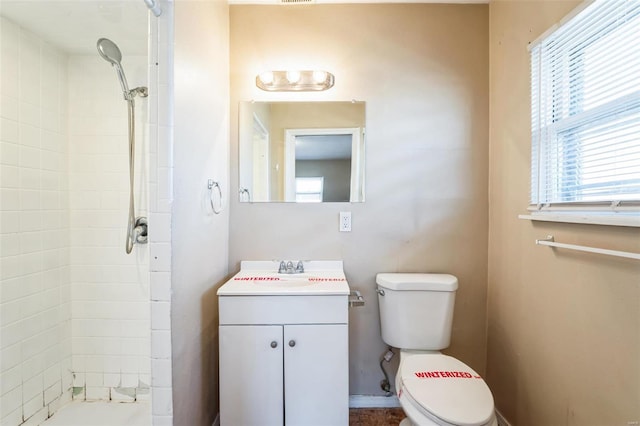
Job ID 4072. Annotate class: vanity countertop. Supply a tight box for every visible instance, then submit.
[217,260,350,296]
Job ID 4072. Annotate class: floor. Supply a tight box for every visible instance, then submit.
[41,401,150,426]
[41,402,401,426]
[349,408,406,425]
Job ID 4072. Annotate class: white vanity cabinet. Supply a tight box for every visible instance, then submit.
[219,322,348,426]
[217,261,350,426]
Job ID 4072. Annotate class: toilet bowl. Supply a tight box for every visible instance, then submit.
[395,352,497,426]
[376,273,497,426]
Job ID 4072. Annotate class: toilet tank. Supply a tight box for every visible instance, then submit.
[376,273,458,350]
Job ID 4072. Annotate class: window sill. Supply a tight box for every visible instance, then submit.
[518,213,640,228]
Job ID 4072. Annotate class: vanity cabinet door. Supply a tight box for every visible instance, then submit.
[283,324,349,426]
[219,325,284,426]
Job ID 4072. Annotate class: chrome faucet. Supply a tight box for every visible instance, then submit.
[278,260,305,274]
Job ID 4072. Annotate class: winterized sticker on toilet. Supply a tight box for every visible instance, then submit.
[414,371,482,379]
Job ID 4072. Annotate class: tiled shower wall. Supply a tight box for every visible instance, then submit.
[1,6,173,425]
[0,17,73,425]
[148,2,175,423]
[67,55,150,402]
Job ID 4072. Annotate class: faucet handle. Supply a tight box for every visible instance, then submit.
[295,261,304,273]
[278,261,287,273]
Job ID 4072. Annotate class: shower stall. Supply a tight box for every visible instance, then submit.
[0,1,173,425]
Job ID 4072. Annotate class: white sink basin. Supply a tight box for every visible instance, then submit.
[217,260,350,296]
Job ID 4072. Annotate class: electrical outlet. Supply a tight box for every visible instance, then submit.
[339,211,351,232]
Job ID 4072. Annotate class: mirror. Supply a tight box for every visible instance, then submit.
[238,101,366,203]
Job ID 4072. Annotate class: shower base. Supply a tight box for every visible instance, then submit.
[41,401,150,426]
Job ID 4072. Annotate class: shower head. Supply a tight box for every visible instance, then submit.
[97,38,122,65]
[97,38,131,100]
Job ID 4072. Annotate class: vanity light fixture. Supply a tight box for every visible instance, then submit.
[256,70,335,91]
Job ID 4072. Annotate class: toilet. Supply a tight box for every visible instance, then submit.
[376,273,497,426]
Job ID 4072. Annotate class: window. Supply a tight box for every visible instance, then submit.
[295,177,324,203]
[529,0,640,222]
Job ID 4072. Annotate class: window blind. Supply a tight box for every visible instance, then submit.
[530,0,640,209]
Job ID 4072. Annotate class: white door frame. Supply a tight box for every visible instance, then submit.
[251,113,270,201]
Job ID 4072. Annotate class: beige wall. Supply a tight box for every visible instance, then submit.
[488,2,640,424]
[230,4,489,394]
[172,1,229,425]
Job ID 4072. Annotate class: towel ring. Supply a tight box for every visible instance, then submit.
[208,179,223,214]
[239,187,251,202]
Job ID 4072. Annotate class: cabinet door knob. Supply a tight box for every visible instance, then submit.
[288,340,296,347]
[270,341,278,348]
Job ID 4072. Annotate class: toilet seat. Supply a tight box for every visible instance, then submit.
[398,354,495,426]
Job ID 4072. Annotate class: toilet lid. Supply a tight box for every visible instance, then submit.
[399,354,494,426]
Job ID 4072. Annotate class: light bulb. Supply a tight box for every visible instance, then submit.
[312,70,327,83]
[258,71,274,85]
[286,70,301,84]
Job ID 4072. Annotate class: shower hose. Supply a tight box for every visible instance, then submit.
[126,98,136,254]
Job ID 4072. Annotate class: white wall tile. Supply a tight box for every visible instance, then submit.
[151,330,171,359]
[151,358,171,387]
[18,167,40,190]
[150,302,170,330]
[152,415,173,426]
[85,386,109,401]
[0,233,20,257]
[19,145,41,169]
[149,243,170,272]
[19,103,40,128]
[21,354,44,384]
[1,408,22,426]
[1,322,24,348]
[1,95,19,121]
[111,387,135,402]
[121,373,139,388]
[1,120,19,151]
[0,365,21,396]
[103,373,120,388]
[21,403,46,426]
[43,362,62,388]
[72,372,85,387]
[0,385,22,417]
[47,390,71,418]
[149,213,171,243]
[0,299,21,328]
[43,381,61,405]
[0,164,19,188]
[85,355,105,373]
[121,356,139,374]
[1,256,21,280]
[85,372,103,387]
[150,272,171,302]
[1,343,21,372]
[151,387,173,416]
[1,188,20,210]
[138,357,151,375]
[156,167,171,201]
[136,387,151,401]
[22,373,43,402]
